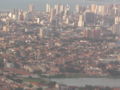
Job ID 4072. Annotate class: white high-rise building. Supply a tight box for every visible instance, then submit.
[46,4,51,13]
[54,4,59,15]
[39,29,44,38]
[75,5,80,13]
[59,5,64,13]
[78,15,84,27]
[65,17,69,24]
[50,9,54,22]
[90,4,97,14]
[28,4,34,12]
[115,16,120,24]
[97,5,105,15]
[113,5,118,15]
[64,5,70,16]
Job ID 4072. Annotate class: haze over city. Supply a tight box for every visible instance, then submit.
[0,0,120,10]
[0,0,120,90]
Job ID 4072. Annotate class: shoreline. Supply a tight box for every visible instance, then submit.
[46,74,120,79]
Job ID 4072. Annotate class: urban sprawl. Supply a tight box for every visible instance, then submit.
[0,3,120,90]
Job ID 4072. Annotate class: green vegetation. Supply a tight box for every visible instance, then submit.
[37,88,43,90]
[23,77,49,84]
[0,57,4,68]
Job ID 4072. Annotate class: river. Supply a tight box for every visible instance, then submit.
[51,78,120,87]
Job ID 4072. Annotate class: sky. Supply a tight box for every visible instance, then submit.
[0,0,59,10]
[0,0,120,11]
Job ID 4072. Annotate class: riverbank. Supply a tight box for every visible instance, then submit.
[51,77,120,88]
[46,73,120,79]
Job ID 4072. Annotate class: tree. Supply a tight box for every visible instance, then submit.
[15,88,23,90]
[37,88,43,90]
[0,57,4,68]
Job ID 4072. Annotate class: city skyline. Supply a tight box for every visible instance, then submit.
[0,0,120,11]
[0,0,120,90]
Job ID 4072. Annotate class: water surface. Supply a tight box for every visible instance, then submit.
[51,78,120,87]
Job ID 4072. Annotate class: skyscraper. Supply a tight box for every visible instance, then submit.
[78,15,84,27]
[90,4,97,14]
[115,16,120,24]
[84,11,96,26]
[75,5,80,13]
[39,29,44,38]
[97,5,105,15]
[28,4,34,12]
[46,4,51,13]
[50,8,54,22]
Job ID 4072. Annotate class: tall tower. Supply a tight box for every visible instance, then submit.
[90,4,97,14]
[50,8,54,22]
[65,17,69,24]
[75,5,80,13]
[39,29,44,38]
[97,5,105,15]
[59,5,64,13]
[46,4,51,13]
[64,5,70,17]
[20,11,24,21]
[54,4,59,15]
[78,15,84,27]
[115,16,120,24]
[28,4,34,12]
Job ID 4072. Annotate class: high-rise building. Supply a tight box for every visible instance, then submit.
[104,5,112,15]
[28,4,34,12]
[64,5,70,16]
[46,4,51,13]
[115,16,120,24]
[50,9,54,22]
[54,4,60,15]
[97,5,105,15]
[2,25,9,32]
[113,5,118,15]
[75,5,80,13]
[111,24,120,34]
[59,5,64,13]
[84,11,96,26]
[90,4,97,14]
[13,9,19,20]
[78,15,84,27]
[65,17,69,24]
[39,29,44,38]
[19,11,24,21]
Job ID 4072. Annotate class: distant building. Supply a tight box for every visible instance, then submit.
[19,11,24,21]
[46,4,51,13]
[50,9,54,22]
[54,4,59,15]
[59,5,64,13]
[97,5,105,15]
[78,15,84,27]
[28,4,34,12]
[115,16,120,24]
[39,29,44,38]
[2,25,9,32]
[90,4,97,14]
[84,11,97,26]
[75,5,80,13]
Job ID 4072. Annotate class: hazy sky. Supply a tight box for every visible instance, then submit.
[0,0,120,11]
[0,0,58,10]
